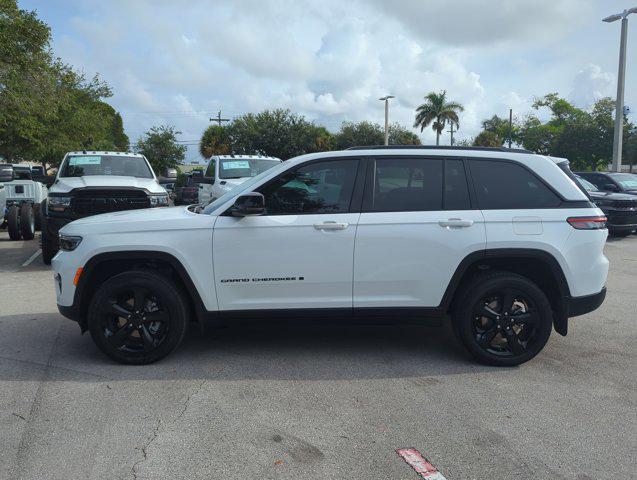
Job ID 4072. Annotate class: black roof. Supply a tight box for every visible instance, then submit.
[346,145,533,154]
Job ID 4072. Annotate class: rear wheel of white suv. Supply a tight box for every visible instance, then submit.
[453,272,553,366]
[87,270,189,364]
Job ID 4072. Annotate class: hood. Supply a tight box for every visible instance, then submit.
[60,205,213,235]
[51,176,166,194]
[218,178,247,190]
[589,191,637,201]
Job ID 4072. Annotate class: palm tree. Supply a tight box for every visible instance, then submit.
[414,91,464,145]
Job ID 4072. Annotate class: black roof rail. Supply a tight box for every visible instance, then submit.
[346,145,533,154]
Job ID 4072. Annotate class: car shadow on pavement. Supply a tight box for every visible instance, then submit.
[0,313,502,383]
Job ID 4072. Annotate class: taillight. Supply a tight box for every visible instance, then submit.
[567,216,607,230]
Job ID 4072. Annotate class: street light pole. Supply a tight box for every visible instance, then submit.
[379,95,395,145]
[604,7,637,172]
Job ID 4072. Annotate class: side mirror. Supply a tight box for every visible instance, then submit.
[229,192,265,217]
[164,168,178,179]
[200,176,214,184]
[603,183,619,192]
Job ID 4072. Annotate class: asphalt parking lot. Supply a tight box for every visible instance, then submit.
[0,231,635,480]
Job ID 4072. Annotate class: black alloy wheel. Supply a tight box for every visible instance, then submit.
[88,270,189,364]
[472,289,539,357]
[453,272,553,366]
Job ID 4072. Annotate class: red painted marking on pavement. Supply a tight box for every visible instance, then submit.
[396,448,447,479]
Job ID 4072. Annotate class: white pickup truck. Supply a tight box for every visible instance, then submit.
[198,155,281,204]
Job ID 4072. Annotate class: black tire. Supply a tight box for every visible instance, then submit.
[19,203,35,240]
[609,229,631,238]
[33,203,41,231]
[40,204,57,265]
[452,272,553,366]
[87,270,189,364]
[7,206,21,240]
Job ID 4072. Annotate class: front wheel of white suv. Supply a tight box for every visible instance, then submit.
[452,272,553,366]
[87,270,190,364]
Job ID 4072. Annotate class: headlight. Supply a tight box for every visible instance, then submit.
[59,234,82,251]
[48,196,71,212]
[149,194,169,207]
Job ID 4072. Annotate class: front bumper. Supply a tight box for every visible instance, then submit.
[566,287,607,318]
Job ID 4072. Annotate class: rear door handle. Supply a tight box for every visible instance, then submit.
[438,218,474,228]
[313,221,349,230]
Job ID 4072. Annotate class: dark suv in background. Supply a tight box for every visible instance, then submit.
[575,175,637,237]
[576,172,637,196]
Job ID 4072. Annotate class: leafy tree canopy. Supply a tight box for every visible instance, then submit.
[134,125,186,174]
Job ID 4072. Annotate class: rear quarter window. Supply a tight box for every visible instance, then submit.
[469,160,561,209]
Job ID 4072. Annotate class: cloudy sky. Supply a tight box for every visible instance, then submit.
[21,0,637,162]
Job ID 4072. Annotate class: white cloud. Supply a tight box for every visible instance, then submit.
[38,0,630,155]
[569,63,615,107]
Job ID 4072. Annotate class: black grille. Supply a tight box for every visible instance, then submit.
[611,200,637,209]
[70,190,150,216]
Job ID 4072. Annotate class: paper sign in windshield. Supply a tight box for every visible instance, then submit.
[222,161,250,170]
[69,156,101,165]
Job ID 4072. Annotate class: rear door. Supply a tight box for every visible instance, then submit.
[353,156,486,308]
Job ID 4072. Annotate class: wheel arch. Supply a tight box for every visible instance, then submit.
[442,248,571,336]
[74,251,208,330]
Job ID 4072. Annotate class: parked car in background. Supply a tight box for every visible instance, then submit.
[52,146,608,366]
[577,171,637,196]
[2,164,48,240]
[199,155,282,204]
[41,151,169,264]
[575,175,637,237]
[0,165,8,227]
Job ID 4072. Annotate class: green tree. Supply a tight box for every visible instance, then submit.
[518,94,619,171]
[414,91,464,145]
[473,130,502,147]
[388,123,421,145]
[199,124,231,159]
[0,0,127,171]
[134,125,187,174]
[334,121,384,149]
[225,109,332,159]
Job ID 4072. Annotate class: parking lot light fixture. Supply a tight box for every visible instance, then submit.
[603,7,637,172]
[379,95,395,146]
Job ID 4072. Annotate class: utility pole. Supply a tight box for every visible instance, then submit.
[379,95,395,145]
[508,108,513,149]
[447,123,455,145]
[209,110,230,127]
[604,7,637,172]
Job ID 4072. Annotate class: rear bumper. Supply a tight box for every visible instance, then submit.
[566,287,606,318]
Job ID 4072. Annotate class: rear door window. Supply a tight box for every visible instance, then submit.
[470,160,561,209]
[444,159,471,210]
[370,158,443,212]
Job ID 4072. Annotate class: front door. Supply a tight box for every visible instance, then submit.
[213,158,362,311]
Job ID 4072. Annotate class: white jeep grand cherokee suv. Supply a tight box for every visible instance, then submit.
[52,146,608,366]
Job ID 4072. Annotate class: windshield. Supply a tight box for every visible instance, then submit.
[219,158,280,179]
[575,176,598,192]
[201,161,288,214]
[609,173,637,190]
[60,155,153,178]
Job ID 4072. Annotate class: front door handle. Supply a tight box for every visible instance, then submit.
[438,218,474,228]
[313,221,349,230]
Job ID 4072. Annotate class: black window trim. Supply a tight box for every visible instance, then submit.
[237,156,364,217]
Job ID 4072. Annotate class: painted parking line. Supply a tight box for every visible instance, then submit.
[396,448,447,480]
[22,249,41,267]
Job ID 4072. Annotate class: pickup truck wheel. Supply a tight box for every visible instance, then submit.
[19,204,35,240]
[33,203,41,231]
[452,272,552,366]
[7,206,21,240]
[40,205,57,265]
[88,270,189,364]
